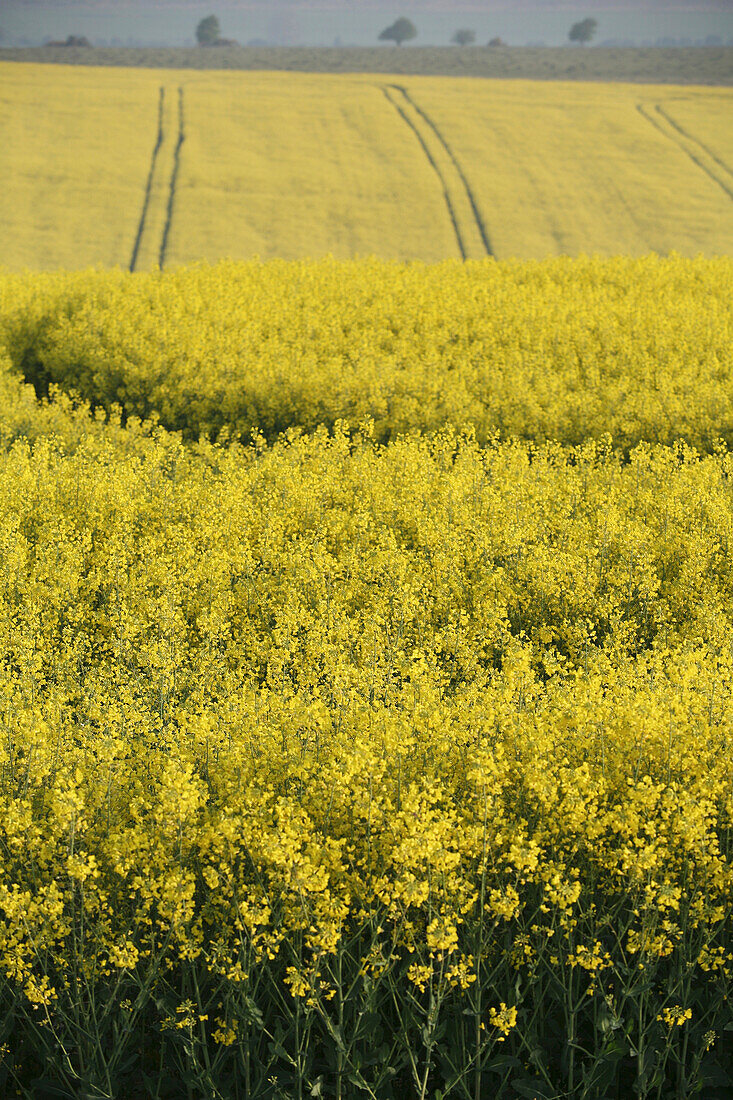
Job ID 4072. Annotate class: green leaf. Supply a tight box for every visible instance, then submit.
[28,1081,78,1100]
[348,1072,382,1091]
[701,1059,733,1088]
[511,1077,557,1100]
[485,1054,522,1074]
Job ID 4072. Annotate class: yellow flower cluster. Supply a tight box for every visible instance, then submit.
[489,1003,518,1039]
[658,1006,692,1029]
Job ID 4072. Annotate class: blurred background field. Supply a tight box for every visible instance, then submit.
[1,62,732,270]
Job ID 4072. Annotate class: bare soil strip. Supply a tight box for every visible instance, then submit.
[159,87,185,269]
[129,86,165,272]
[637,101,733,202]
[392,84,493,257]
[3,47,732,85]
[381,84,467,260]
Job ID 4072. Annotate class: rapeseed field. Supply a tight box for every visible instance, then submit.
[2,63,732,269]
[0,255,733,1097]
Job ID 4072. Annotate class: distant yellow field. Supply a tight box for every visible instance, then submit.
[172,72,457,264]
[2,62,732,269]
[0,65,159,270]
[411,79,733,258]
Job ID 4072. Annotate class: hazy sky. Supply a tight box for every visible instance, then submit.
[3,1,733,47]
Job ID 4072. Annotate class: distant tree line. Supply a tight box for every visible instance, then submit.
[44,34,92,48]
[377,20,503,47]
[31,13,672,53]
[24,12,636,53]
[16,12,733,52]
[375,16,600,47]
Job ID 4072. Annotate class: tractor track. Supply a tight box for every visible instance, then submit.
[382,84,467,259]
[390,84,494,257]
[637,101,733,203]
[129,86,165,273]
[655,103,733,183]
[159,86,186,269]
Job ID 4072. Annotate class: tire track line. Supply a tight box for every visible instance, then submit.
[391,84,494,257]
[656,103,733,183]
[159,86,186,269]
[129,86,165,273]
[382,84,467,260]
[637,102,733,203]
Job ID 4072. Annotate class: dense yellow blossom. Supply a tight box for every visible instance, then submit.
[1,255,732,452]
[0,255,731,1095]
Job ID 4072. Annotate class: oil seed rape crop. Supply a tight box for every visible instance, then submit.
[3,65,732,269]
[0,256,732,1098]
[1,254,732,451]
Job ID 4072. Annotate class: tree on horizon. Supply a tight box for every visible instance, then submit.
[569,18,598,45]
[196,14,220,46]
[378,17,417,47]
